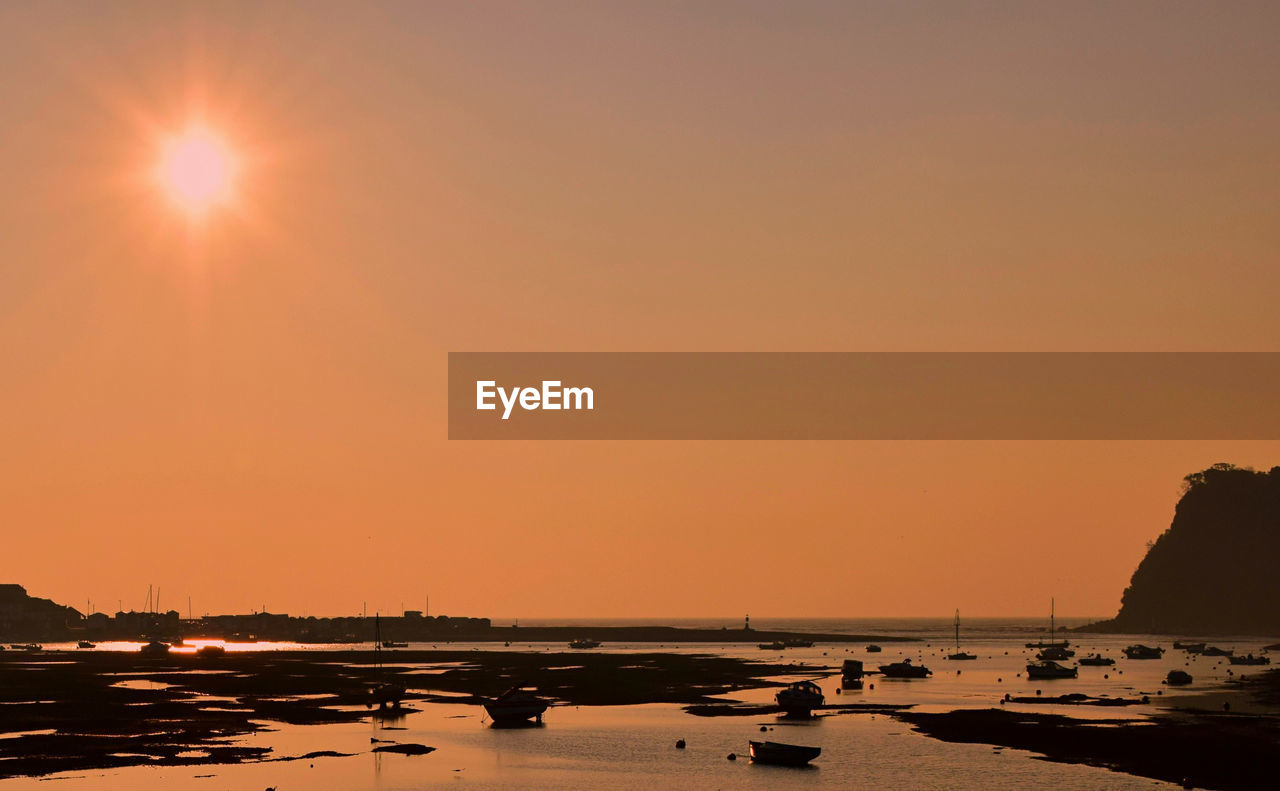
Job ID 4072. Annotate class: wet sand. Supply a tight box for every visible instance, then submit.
[895,670,1280,791]
[0,649,822,778]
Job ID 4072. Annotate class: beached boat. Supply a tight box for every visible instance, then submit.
[879,658,931,679]
[759,641,786,650]
[748,740,821,766]
[1026,660,1077,679]
[139,640,170,657]
[484,685,549,725]
[1122,644,1164,659]
[1077,653,1114,666]
[1201,646,1233,657]
[1228,654,1270,666]
[775,680,825,716]
[946,610,977,660]
[76,640,95,649]
[1173,641,1206,653]
[1166,670,1193,685]
[568,638,601,649]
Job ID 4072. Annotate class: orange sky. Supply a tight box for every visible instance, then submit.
[2,2,1279,619]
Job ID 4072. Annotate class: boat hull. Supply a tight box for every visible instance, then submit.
[749,740,821,766]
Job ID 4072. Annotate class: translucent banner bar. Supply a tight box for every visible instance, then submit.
[447,352,1280,440]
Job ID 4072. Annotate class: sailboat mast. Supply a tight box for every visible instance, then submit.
[954,609,960,649]
[1051,597,1055,643]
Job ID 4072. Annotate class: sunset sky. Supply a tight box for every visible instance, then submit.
[2,1,1279,619]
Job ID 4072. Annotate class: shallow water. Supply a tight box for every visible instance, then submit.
[5,621,1271,789]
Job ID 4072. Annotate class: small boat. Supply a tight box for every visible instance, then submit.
[1166,670,1193,685]
[865,644,883,653]
[1173,641,1205,653]
[841,659,865,679]
[759,641,787,650]
[380,641,409,648]
[139,640,170,657]
[1026,660,1077,679]
[1026,598,1070,651]
[946,610,977,660]
[1123,645,1164,660]
[782,638,814,648]
[12,644,42,652]
[748,740,821,767]
[196,644,226,658]
[1201,646,1234,657]
[484,685,549,725]
[568,638,601,649]
[879,658,931,679]
[1036,646,1075,661]
[77,641,96,649]
[1228,654,1270,666]
[1077,653,1114,666]
[775,680,825,716]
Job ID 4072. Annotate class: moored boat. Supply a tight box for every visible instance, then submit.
[748,740,821,766]
[1166,670,1193,685]
[1201,646,1233,657]
[775,680,824,716]
[946,610,977,660]
[758,641,786,651]
[568,638,601,649]
[1228,654,1270,666]
[1173,641,1206,653]
[1078,653,1114,666]
[1036,646,1075,661]
[1122,644,1164,660]
[484,685,549,725]
[865,644,882,652]
[879,658,931,679]
[1026,660,1077,679]
[139,640,170,657]
[196,644,226,658]
[782,638,814,648]
[77,640,95,649]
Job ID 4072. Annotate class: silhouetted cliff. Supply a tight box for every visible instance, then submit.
[1082,464,1280,636]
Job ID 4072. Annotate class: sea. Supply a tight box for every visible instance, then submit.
[6,617,1273,790]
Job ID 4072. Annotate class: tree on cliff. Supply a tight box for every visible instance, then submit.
[1096,463,1280,635]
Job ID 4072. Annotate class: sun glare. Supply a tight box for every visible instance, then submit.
[158,128,235,213]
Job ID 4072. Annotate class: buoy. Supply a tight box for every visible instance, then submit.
[759,726,767,732]
[675,739,686,749]
[727,753,737,761]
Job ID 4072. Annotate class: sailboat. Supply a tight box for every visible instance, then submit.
[369,614,406,711]
[1026,598,1072,656]
[946,610,977,660]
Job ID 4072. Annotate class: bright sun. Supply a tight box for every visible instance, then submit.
[158,128,235,213]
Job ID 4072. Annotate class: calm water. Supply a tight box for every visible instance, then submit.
[8,618,1273,789]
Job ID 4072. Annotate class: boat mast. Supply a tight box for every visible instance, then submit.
[954,609,960,649]
[1051,597,1055,644]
